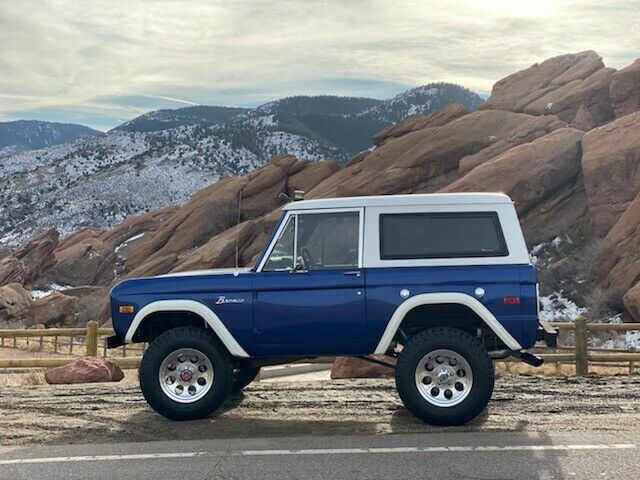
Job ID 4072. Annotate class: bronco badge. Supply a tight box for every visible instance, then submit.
[215,296,245,305]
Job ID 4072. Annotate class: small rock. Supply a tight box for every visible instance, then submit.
[44,357,124,384]
[331,355,397,379]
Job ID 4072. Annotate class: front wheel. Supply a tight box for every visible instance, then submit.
[139,326,234,420]
[395,327,494,426]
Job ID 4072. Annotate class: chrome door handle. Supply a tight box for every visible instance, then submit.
[343,271,361,277]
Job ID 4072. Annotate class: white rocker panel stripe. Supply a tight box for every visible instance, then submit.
[124,300,250,358]
[373,292,523,354]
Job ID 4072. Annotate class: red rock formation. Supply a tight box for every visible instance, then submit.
[0,283,32,325]
[29,292,77,327]
[581,112,640,233]
[443,128,586,242]
[594,191,640,296]
[480,51,603,111]
[610,58,640,118]
[0,229,58,287]
[372,103,468,146]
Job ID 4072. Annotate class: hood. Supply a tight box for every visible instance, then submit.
[155,267,252,278]
[111,267,253,297]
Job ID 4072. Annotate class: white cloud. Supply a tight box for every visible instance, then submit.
[0,0,638,128]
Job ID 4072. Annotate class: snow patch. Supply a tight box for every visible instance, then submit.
[30,284,72,299]
[539,291,586,322]
[114,232,146,254]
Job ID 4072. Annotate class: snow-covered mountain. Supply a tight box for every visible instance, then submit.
[0,83,482,245]
[0,120,102,153]
[114,105,249,132]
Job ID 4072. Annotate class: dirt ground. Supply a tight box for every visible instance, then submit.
[1,371,640,449]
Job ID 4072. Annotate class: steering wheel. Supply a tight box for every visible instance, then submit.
[298,246,315,270]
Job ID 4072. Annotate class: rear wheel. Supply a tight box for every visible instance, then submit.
[395,327,494,426]
[139,326,234,420]
[231,366,261,393]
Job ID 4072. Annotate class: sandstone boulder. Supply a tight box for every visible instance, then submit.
[171,220,259,272]
[125,157,336,277]
[442,128,586,242]
[0,229,58,287]
[0,257,28,286]
[310,110,564,200]
[29,292,77,327]
[594,192,640,294]
[581,112,640,233]
[480,51,604,113]
[0,283,32,325]
[12,228,59,283]
[55,227,104,253]
[42,237,116,287]
[372,103,468,145]
[523,67,615,125]
[623,282,640,321]
[458,115,559,174]
[331,355,396,379]
[570,104,595,131]
[45,357,124,384]
[62,286,109,325]
[41,207,179,287]
[610,58,640,118]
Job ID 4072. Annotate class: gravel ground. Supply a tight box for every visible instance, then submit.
[1,373,640,448]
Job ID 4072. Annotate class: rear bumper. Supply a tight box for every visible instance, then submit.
[106,335,125,349]
[537,319,558,348]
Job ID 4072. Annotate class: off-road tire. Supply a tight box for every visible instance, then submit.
[231,366,261,393]
[139,326,234,420]
[395,327,494,426]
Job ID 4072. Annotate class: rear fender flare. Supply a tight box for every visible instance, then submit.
[373,292,522,354]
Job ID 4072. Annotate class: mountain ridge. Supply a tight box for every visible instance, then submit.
[0,82,482,245]
[0,120,103,153]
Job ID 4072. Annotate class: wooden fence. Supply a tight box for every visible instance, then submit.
[0,321,143,369]
[0,318,639,375]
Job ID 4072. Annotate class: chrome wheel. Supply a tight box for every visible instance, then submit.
[159,348,214,403]
[415,349,473,407]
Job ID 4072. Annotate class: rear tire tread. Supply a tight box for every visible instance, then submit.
[395,327,494,426]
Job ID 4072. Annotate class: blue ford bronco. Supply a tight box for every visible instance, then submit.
[108,193,555,426]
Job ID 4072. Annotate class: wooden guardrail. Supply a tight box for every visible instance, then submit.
[0,321,144,369]
[0,318,639,375]
[548,318,640,376]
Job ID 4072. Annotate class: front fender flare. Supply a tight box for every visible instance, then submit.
[373,292,522,354]
[124,299,250,358]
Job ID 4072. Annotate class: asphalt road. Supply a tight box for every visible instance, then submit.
[1,431,639,480]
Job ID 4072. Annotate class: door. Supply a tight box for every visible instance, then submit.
[253,209,366,356]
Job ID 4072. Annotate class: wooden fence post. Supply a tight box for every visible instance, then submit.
[86,321,98,357]
[575,316,588,376]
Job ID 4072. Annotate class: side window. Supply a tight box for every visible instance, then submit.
[379,212,508,259]
[263,217,295,271]
[296,212,359,270]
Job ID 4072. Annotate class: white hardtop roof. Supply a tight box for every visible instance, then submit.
[284,193,512,211]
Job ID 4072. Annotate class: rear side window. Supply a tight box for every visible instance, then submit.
[379,212,508,259]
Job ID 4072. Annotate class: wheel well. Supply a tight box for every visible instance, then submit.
[131,311,209,343]
[396,303,504,350]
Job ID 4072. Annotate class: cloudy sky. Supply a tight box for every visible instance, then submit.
[1,0,638,130]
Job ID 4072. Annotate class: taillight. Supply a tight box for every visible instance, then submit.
[503,296,521,305]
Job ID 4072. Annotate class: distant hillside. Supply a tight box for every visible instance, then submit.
[0,82,482,244]
[0,120,102,153]
[115,105,249,132]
